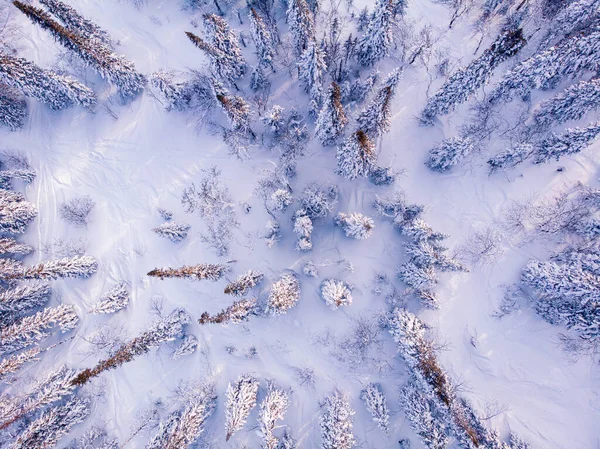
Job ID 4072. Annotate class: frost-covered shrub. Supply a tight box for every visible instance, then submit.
[199,298,257,325]
[319,390,356,449]
[257,381,290,449]
[355,0,394,67]
[264,220,281,248]
[293,211,313,251]
[225,374,259,441]
[224,270,264,296]
[151,70,213,112]
[271,189,293,211]
[320,279,352,309]
[341,72,379,105]
[360,383,390,434]
[90,282,129,314]
[59,196,94,226]
[153,222,191,242]
[303,259,318,277]
[369,165,397,186]
[300,184,339,219]
[172,334,198,360]
[425,137,475,173]
[268,273,301,314]
[334,212,375,239]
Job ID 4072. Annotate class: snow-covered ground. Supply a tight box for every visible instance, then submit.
[1,0,599,448]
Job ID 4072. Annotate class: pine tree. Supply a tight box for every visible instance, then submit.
[148,263,229,281]
[336,130,376,179]
[356,0,394,67]
[13,1,146,98]
[0,304,78,355]
[540,0,600,47]
[147,386,217,449]
[72,309,191,386]
[224,270,264,296]
[425,137,475,173]
[320,279,352,310]
[199,298,257,324]
[200,13,246,82]
[534,78,600,129]
[356,69,401,138]
[319,390,356,449]
[224,374,259,441]
[490,31,600,104]
[268,273,301,314]
[153,222,191,242]
[315,82,348,146]
[172,334,198,359]
[532,122,600,164]
[89,282,129,314]
[487,143,533,172]
[0,52,96,110]
[38,0,111,45]
[0,188,37,234]
[0,282,51,315]
[334,212,375,239]
[186,32,243,86]
[298,40,327,114]
[9,397,90,449]
[420,29,526,124]
[213,80,254,137]
[249,8,275,70]
[7,255,99,281]
[0,237,33,256]
[360,383,390,434]
[287,0,315,56]
[0,84,27,130]
[0,346,41,379]
[258,381,290,449]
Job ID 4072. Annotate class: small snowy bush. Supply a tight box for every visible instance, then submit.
[268,273,301,314]
[90,282,129,314]
[360,383,390,434]
[59,196,95,226]
[334,212,375,239]
[225,374,259,441]
[153,222,191,242]
[320,279,352,310]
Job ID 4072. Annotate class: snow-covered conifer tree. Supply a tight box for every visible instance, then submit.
[224,374,259,441]
[151,70,213,112]
[293,211,313,251]
[258,381,290,449]
[0,304,78,355]
[148,263,229,281]
[0,346,41,379]
[13,1,146,98]
[341,72,378,105]
[0,188,37,234]
[147,386,216,449]
[487,143,533,172]
[356,0,394,67]
[0,282,51,315]
[532,122,600,164]
[249,8,275,70]
[336,130,376,179]
[90,282,129,314]
[298,40,326,113]
[153,222,191,242]
[534,78,600,128]
[172,334,198,360]
[200,14,246,82]
[0,52,96,110]
[420,29,526,124]
[39,0,111,45]
[13,255,98,280]
[360,383,390,434]
[319,390,356,449]
[224,270,264,296]
[356,69,401,138]
[72,308,191,385]
[334,212,375,239]
[425,137,475,172]
[287,0,315,56]
[213,80,254,137]
[490,31,600,104]
[268,273,301,314]
[0,85,27,130]
[9,397,90,449]
[0,237,32,256]
[540,0,600,47]
[320,279,352,309]
[199,298,257,324]
[315,82,348,146]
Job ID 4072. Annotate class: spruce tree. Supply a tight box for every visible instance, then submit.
[356,0,395,67]
[89,282,129,314]
[224,374,259,441]
[315,82,348,146]
[147,263,229,281]
[533,122,600,164]
[249,7,275,70]
[336,130,376,179]
[38,0,111,45]
[425,137,475,173]
[421,28,526,124]
[0,84,27,130]
[199,298,257,324]
[153,222,191,242]
[213,80,255,138]
[13,1,146,98]
[298,39,327,114]
[0,52,96,109]
[357,69,401,138]
[224,270,264,296]
[268,273,301,314]
[258,382,290,449]
[287,0,315,56]
[319,390,356,449]
[360,383,390,434]
[0,189,37,234]
[534,78,600,129]
[201,13,246,81]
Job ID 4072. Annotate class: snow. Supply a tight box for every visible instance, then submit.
[1,0,599,448]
